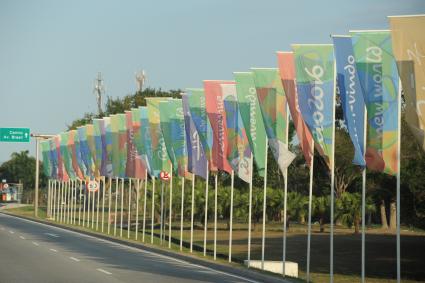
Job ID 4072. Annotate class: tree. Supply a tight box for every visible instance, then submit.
[0,151,47,203]
[313,195,329,232]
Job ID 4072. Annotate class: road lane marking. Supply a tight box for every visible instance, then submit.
[19,235,25,239]
[32,242,39,246]
[1,213,261,283]
[97,268,112,275]
[9,230,14,234]
[70,257,80,262]
[45,233,59,238]
[49,248,58,252]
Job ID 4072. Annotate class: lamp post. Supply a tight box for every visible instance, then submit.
[31,133,54,217]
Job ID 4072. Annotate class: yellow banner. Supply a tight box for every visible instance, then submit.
[389,15,425,151]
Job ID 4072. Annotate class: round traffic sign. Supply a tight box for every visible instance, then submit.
[3,183,9,189]
[87,180,99,192]
[160,171,170,181]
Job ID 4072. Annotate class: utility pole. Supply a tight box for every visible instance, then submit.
[135,70,146,92]
[93,72,105,115]
[31,133,54,217]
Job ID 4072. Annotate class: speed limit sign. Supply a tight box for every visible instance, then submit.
[3,183,9,189]
[87,180,99,192]
[160,171,170,181]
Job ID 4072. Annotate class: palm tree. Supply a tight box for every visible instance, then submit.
[313,195,329,232]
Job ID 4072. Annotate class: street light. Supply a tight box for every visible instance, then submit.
[31,133,54,217]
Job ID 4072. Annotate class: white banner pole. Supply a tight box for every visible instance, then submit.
[214,173,218,260]
[160,181,164,244]
[396,78,402,283]
[282,104,290,277]
[102,176,106,232]
[180,177,185,251]
[190,175,195,252]
[82,181,86,226]
[229,170,234,262]
[169,167,173,248]
[361,105,368,283]
[114,177,118,236]
[261,137,269,270]
[78,179,82,226]
[120,178,124,237]
[203,163,209,256]
[128,178,132,239]
[330,61,337,283]
[142,171,148,242]
[107,177,112,234]
[96,179,100,230]
[92,184,95,229]
[306,141,315,282]
[135,178,140,240]
[151,176,156,244]
[87,186,91,228]
[52,180,56,220]
[247,153,254,268]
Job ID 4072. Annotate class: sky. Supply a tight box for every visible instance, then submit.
[0,0,424,162]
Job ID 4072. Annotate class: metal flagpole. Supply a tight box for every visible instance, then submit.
[169,166,173,248]
[66,181,69,223]
[160,181,164,244]
[203,163,209,256]
[68,180,71,223]
[180,177,185,251]
[143,171,148,242]
[120,178,124,237]
[135,178,140,240]
[330,61,337,283]
[87,185,91,228]
[83,181,86,226]
[47,180,51,218]
[282,105,290,277]
[70,180,74,224]
[92,184,96,229]
[78,179,82,226]
[57,181,60,222]
[114,177,118,236]
[229,170,234,262]
[73,180,77,224]
[108,177,112,234]
[306,141,315,282]
[261,137,269,270]
[151,176,156,244]
[52,180,56,220]
[396,78,402,283]
[96,179,100,230]
[61,181,64,223]
[214,173,218,260]
[247,153,254,267]
[361,105,368,283]
[190,175,195,252]
[102,176,106,232]
[128,178,132,238]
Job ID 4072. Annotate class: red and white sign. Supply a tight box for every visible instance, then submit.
[87,180,99,192]
[3,183,9,189]
[159,171,170,181]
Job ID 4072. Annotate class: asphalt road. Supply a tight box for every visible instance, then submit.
[0,213,266,283]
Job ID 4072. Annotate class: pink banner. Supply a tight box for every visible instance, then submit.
[204,80,234,173]
[277,52,314,167]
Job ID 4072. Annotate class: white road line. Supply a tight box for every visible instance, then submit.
[70,257,80,262]
[1,213,261,283]
[9,230,14,234]
[49,248,58,252]
[32,242,39,246]
[97,268,112,275]
[19,235,25,240]
[45,233,59,238]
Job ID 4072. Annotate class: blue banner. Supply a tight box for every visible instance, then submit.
[182,94,208,179]
[333,36,366,167]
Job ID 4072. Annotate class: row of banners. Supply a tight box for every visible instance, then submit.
[41,16,424,184]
